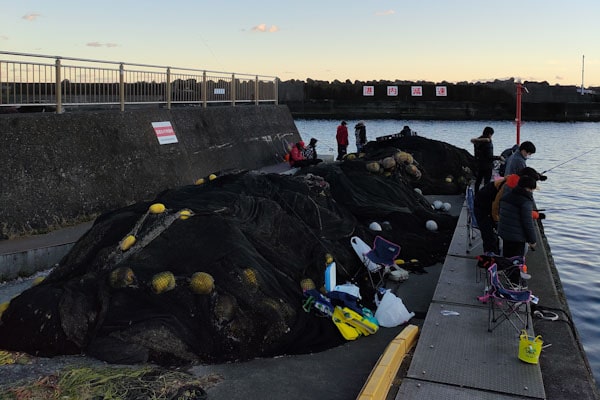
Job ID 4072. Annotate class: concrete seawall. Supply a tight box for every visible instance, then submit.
[0,105,300,240]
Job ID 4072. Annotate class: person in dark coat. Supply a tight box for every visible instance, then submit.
[497,175,538,259]
[302,138,322,165]
[400,125,413,137]
[470,126,497,192]
[354,121,367,152]
[474,167,545,255]
[504,141,536,176]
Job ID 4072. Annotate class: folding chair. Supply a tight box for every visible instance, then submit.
[465,185,480,255]
[351,236,402,289]
[483,263,533,333]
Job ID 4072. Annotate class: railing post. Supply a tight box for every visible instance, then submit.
[119,63,125,112]
[55,58,62,114]
[255,76,259,105]
[166,67,172,110]
[231,74,236,106]
[274,77,279,105]
[202,71,207,108]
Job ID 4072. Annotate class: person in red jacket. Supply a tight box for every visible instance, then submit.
[336,121,349,161]
[289,141,310,168]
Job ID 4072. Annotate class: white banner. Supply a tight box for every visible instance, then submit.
[411,86,423,96]
[151,121,178,145]
[436,86,448,96]
[387,86,398,96]
[363,86,375,96]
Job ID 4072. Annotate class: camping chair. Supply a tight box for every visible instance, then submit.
[484,263,533,334]
[466,185,480,255]
[351,236,401,289]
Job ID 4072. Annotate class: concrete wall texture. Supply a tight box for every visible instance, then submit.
[0,105,300,239]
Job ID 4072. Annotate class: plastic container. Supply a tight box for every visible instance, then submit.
[518,330,543,364]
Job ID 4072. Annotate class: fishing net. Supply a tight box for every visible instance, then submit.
[0,136,476,366]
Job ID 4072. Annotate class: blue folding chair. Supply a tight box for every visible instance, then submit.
[485,263,533,333]
[466,185,480,254]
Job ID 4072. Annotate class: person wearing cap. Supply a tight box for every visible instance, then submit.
[336,121,349,161]
[303,138,322,164]
[498,175,538,266]
[354,121,367,153]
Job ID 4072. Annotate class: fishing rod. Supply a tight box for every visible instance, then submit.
[541,145,600,174]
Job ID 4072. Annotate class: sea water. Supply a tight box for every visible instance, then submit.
[295,118,600,386]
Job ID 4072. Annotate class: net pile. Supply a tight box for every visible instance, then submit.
[0,136,475,365]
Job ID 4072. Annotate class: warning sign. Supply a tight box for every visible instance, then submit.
[151,121,178,145]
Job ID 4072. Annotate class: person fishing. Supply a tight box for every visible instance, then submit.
[475,167,545,255]
[498,176,538,281]
[471,126,499,192]
[354,121,367,153]
[504,141,536,176]
[336,121,349,161]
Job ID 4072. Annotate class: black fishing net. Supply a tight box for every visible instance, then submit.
[0,136,476,366]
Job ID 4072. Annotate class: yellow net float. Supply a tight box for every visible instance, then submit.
[119,235,136,251]
[394,151,414,164]
[151,271,176,294]
[209,174,217,181]
[109,267,136,289]
[190,272,215,295]
[195,178,206,185]
[0,301,10,319]
[179,209,193,220]
[148,203,166,214]
[366,161,381,173]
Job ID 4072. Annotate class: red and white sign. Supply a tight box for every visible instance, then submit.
[436,86,448,97]
[411,86,423,96]
[387,86,398,96]
[151,121,178,145]
[363,86,375,96]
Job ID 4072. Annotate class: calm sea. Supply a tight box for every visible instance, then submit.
[295,118,600,384]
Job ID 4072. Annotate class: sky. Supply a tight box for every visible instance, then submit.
[1,0,599,86]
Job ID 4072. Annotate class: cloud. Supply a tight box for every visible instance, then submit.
[22,13,41,21]
[251,23,279,33]
[555,75,564,81]
[86,42,119,48]
[0,35,8,40]
[375,10,395,16]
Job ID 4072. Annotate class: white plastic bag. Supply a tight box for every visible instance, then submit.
[374,290,415,327]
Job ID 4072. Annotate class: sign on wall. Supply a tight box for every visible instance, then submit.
[363,86,375,96]
[387,86,398,96]
[214,88,226,95]
[411,86,423,96]
[436,86,448,96]
[151,121,178,145]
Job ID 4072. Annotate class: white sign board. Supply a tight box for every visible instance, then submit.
[151,121,178,145]
[411,86,423,96]
[214,88,226,95]
[387,86,398,96]
[363,86,375,96]
[436,86,448,96]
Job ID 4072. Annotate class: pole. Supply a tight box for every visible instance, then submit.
[515,82,522,145]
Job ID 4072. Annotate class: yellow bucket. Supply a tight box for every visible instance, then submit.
[518,330,543,364]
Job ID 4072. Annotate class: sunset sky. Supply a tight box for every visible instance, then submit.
[1,0,598,86]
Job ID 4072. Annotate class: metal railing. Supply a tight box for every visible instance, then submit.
[0,51,278,112]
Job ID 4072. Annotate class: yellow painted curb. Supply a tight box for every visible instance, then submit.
[356,324,419,400]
